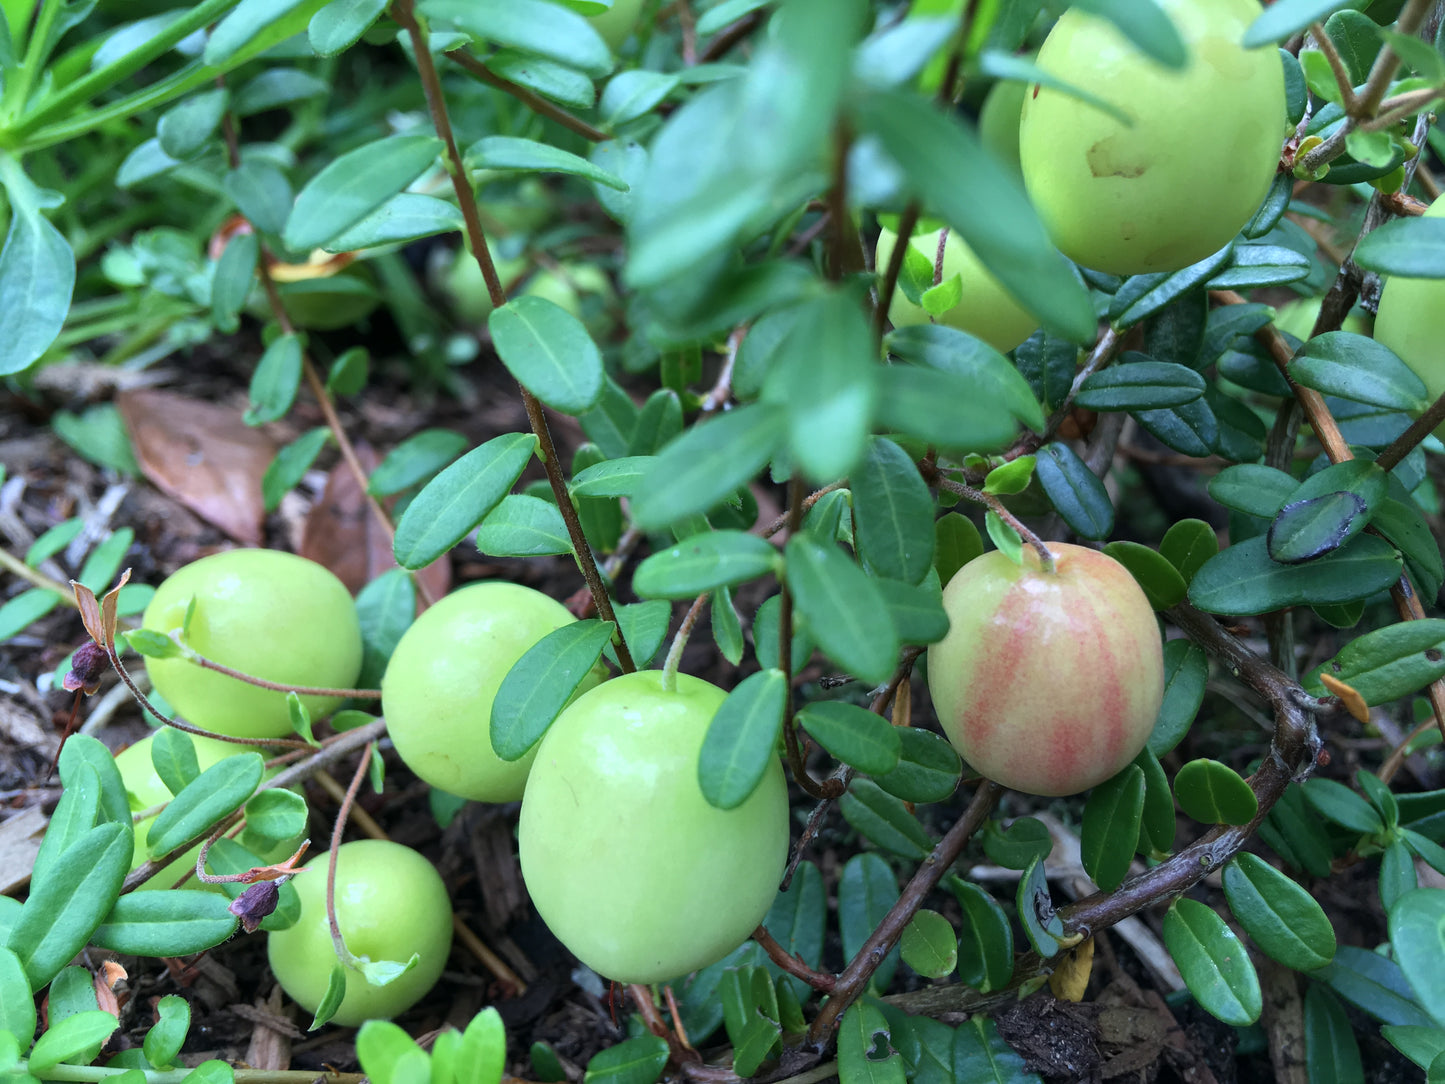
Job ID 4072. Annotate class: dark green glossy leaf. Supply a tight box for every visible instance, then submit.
[711,586,745,666]
[875,575,951,646]
[1174,759,1258,826]
[1133,396,1217,457]
[872,727,961,803]
[876,364,1020,453]
[839,852,901,990]
[901,909,957,981]
[466,136,626,191]
[1223,852,1336,969]
[1035,442,1113,540]
[1135,748,1174,856]
[1205,244,1311,290]
[796,701,900,775]
[1188,535,1402,615]
[764,288,877,484]
[1392,889,1445,1028]
[1314,945,1436,1028]
[852,437,935,585]
[1243,173,1292,240]
[1208,464,1297,519]
[583,1035,669,1084]
[491,620,614,761]
[1382,1024,1445,1071]
[953,880,1013,993]
[393,432,537,569]
[1110,245,1234,328]
[934,512,983,586]
[1291,332,1430,412]
[1163,898,1262,1027]
[984,817,1052,871]
[1075,358,1206,411]
[1303,777,1385,834]
[1305,985,1366,1084]
[1080,766,1144,892]
[839,780,932,860]
[951,1014,1040,1083]
[1354,216,1445,278]
[1159,519,1219,585]
[786,534,898,685]
[1016,855,1065,959]
[1102,541,1186,609]
[1260,784,1335,878]
[885,324,1045,431]
[838,1001,906,1084]
[634,530,780,599]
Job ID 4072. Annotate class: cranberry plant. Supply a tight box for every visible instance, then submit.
[3,0,1445,1081]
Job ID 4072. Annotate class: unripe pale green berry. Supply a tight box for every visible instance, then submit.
[266,840,453,1027]
[1019,0,1286,274]
[519,671,790,983]
[382,582,602,802]
[142,550,363,740]
[1374,197,1445,438]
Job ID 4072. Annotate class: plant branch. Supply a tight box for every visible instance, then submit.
[806,780,1002,1045]
[936,477,1055,572]
[0,546,74,598]
[1309,23,1358,113]
[1376,391,1445,472]
[395,0,635,670]
[752,924,835,991]
[325,741,374,966]
[444,50,610,142]
[181,650,382,700]
[1380,714,1439,785]
[662,592,710,693]
[873,203,920,340]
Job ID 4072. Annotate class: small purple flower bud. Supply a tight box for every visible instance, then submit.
[63,642,109,696]
[230,881,280,934]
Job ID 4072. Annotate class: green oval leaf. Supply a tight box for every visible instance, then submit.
[633,530,781,599]
[28,1010,120,1074]
[1016,854,1065,958]
[1188,535,1403,616]
[489,295,605,415]
[851,436,935,585]
[1159,518,1219,585]
[631,403,783,531]
[697,669,786,811]
[91,891,239,957]
[368,429,469,497]
[933,512,983,587]
[570,456,655,498]
[475,494,572,557]
[393,432,538,570]
[1290,331,1430,413]
[1307,619,1445,706]
[1081,765,1145,892]
[839,780,932,860]
[901,909,957,981]
[795,701,901,775]
[421,0,614,78]
[1302,777,1385,834]
[1174,759,1258,826]
[1392,888,1445,1029]
[839,852,901,991]
[9,821,131,988]
[282,134,442,252]
[148,753,264,858]
[1163,897,1262,1026]
[0,947,34,1044]
[983,817,1052,871]
[952,880,1013,993]
[244,333,303,426]
[1102,541,1187,609]
[466,136,628,190]
[872,727,961,803]
[1305,985,1366,1084]
[491,619,614,762]
[1354,216,1445,279]
[785,534,899,686]
[1074,357,1206,411]
[1036,441,1114,540]
[1222,852,1336,970]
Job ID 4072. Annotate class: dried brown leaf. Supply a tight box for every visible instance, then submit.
[117,389,277,545]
